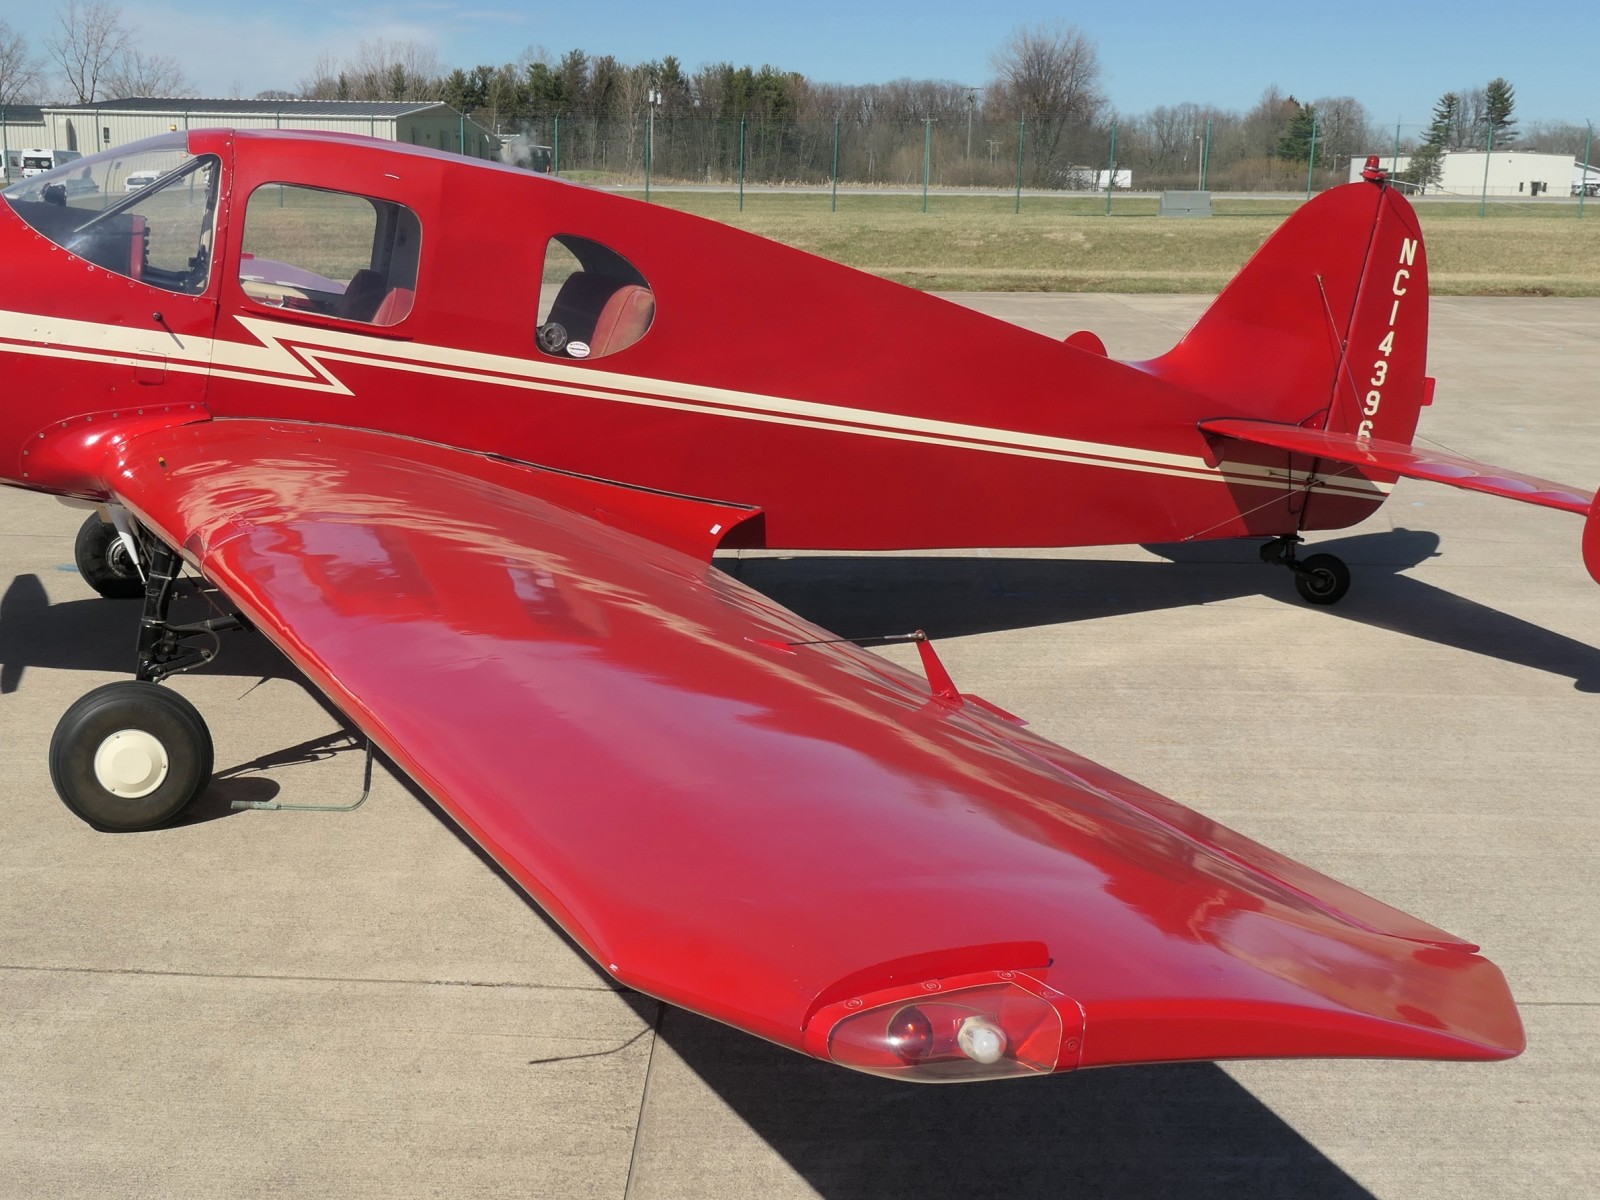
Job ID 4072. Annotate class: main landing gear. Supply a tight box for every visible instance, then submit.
[52,528,247,831]
[73,513,144,599]
[1260,535,1351,606]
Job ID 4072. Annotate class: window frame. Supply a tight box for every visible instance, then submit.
[234,181,423,332]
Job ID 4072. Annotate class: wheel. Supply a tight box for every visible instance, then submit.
[1294,553,1351,606]
[49,682,214,831]
[74,514,144,599]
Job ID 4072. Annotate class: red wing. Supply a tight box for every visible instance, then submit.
[102,420,1522,1076]
[1201,418,1594,514]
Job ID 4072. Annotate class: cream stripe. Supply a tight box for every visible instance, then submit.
[0,308,1391,502]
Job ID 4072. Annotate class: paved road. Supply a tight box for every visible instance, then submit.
[1,296,1595,1198]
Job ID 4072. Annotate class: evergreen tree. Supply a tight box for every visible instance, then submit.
[525,60,567,115]
[1402,92,1456,191]
[1276,99,1317,161]
[1430,91,1460,148]
[556,49,588,112]
[1485,77,1517,145]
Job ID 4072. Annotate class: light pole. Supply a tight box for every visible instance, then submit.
[645,85,661,202]
[1581,121,1592,219]
[1195,135,1203,189]
[965,88,976,161]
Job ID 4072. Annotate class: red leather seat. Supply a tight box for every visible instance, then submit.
[589,284,654,356]
[372,287,414,326]
[544,271,653,356]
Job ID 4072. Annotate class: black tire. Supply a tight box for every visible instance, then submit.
[49,682,214,831]
[74,514,144,599]
[1294,553,1351,606]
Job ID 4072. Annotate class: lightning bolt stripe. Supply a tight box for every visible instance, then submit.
[0,308,1391,502]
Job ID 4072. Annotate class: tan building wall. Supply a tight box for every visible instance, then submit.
[36,102,496,162]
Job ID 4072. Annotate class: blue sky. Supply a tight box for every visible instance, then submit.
[11,1,1598,127]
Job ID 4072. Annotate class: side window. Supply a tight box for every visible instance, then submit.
[238,185,421,326]
[536,235,654,359]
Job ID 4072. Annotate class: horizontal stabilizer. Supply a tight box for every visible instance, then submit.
[1201,419,1594,515]
[1587,494,1600,586]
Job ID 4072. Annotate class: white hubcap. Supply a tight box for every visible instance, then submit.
[93,730,170,799]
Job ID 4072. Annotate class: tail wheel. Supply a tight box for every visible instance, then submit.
[74,515,145,599]
[49,681,214,831]
[1294,553,1352,606]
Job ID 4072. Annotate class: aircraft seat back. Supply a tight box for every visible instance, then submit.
[372,287,414,326]
[590,285,655,356]
[545,271,654,356]
[337,269,388,322]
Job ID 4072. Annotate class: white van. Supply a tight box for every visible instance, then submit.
[20,148,83,179]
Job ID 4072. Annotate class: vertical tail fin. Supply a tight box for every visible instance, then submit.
[1141,175,1432,447]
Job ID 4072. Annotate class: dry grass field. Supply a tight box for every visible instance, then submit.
[620,190,1600,296]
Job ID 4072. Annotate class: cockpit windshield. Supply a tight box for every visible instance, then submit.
[2,134,220,294]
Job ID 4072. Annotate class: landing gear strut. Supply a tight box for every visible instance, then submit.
[1261,535,1351,606]
[49,538,246,830]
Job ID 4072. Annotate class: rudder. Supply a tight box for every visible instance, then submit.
[1141,172,1432,448]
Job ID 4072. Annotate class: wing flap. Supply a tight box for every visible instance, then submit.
[97,419,1522,1069]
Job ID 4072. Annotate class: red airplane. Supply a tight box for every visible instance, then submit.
[2,131,1594,1083]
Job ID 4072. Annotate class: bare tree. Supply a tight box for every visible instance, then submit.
[48,0,133,103]
[1522,119,1590,155]
[986,22,1105,180]
[350,38,439,100]
[1311,95,1373,171]
[987,22,1103,119]
[1455,86,1488,148]
[298,51,344,100]
[104,48,187,98]
[0,19,44,104]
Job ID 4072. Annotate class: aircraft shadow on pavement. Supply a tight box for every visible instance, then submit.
[9,527,1597,697]
[0,573,300,695]
[4,569,1389,1193]
[725,529,1600,692]
[399,780,1374,1200]
[655,1005,1374,1200]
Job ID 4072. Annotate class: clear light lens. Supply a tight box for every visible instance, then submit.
[957,1015,1006,1065]
[823,979,1064,1081]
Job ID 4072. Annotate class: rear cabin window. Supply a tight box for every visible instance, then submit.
[536,235,654,359]
[238,184,421,327]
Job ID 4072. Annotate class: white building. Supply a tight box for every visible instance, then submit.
[31,98,497,161]
[1350,149,1592,197]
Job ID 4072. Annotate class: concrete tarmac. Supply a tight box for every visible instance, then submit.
[1,296,1595,1199]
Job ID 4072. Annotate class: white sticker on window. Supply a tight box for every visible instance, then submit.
[567,341,591,359]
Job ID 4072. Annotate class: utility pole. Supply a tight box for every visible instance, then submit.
[965,89,976,160]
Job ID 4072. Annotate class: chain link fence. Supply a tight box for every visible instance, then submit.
[4,108,1593,216]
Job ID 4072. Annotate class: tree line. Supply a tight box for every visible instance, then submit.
[1,5,1589,191]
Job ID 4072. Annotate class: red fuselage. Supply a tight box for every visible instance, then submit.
[0,129,1391,548]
